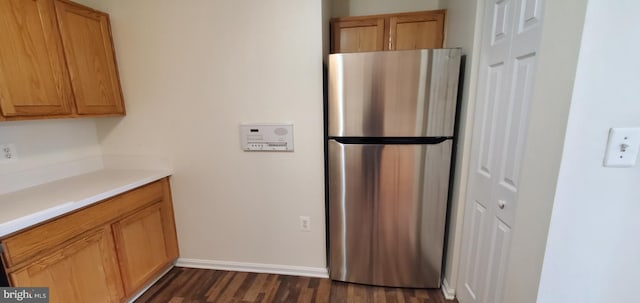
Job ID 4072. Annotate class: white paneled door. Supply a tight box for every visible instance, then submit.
[457,0,544,303]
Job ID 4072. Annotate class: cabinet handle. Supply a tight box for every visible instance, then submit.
[497,200,506,210]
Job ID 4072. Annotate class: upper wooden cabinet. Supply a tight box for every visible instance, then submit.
[0,0,75,117]
[0,0,125,121]
[331,16,386,53]
[389,11,445,50]
[54,0,125,115]
[331,10,446,53]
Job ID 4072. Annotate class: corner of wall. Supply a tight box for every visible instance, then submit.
[322,0,331,61]
[441,278,456,300]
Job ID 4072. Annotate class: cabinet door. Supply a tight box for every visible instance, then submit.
[54,0,125,115]
[10,227,124,303]
[113,202,178,295]
[331,17,385,53]
[389,11,445,50]
[0,0,74,117]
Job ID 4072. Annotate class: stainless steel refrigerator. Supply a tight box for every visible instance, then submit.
[328,49,462,288]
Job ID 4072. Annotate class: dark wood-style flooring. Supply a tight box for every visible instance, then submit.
[136,267,458,303]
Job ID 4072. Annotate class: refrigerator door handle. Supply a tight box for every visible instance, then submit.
[331,137,451,145]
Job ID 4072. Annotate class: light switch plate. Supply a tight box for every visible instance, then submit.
[603,127,640,167]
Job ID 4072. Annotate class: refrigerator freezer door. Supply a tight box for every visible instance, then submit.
[329,49,461,137]
[328,139,453,288]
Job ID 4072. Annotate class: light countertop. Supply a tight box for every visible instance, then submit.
[0,169,172,238]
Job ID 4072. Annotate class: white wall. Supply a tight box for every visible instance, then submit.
[323,0,331,59]
[91,0,326,269]
[537,1,640,302]
[331,0,440,17]
[439,0,482,296]
[0,119,100,174]
[0,119,102,193]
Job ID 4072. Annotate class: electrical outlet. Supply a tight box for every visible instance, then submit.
[1,143,17,161]
[299,216,311,232]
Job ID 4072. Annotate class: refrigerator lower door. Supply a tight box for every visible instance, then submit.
[328,139,452,288]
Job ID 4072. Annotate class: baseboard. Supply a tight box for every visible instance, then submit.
[127,264,174,303]
[441,278,456,300]
[176,258,329,278]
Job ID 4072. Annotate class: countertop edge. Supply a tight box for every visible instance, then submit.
[0,170,172,238]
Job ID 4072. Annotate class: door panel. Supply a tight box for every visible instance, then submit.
[458,0,544,302]
[478,64,504,180]
[54,0,124,115]
[519,0,543,32]
[481,219,512,303]
[460,201,488,301]
[395,21,438,49]
[328,49,461,137]
[0,0,74,117]
[328,140,452,288]
[10,227,124,303]
[331,18,385,53]
[113,203,175,295]
[491,0,511,45]
[389,12,445,50]
[459,0,513,299]
[496,53,537,226]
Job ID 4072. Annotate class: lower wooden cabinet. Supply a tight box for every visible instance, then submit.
[10,227,124,303]
[0,178,178,303]
[114,202,178,295]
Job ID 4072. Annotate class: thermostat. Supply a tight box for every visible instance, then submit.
[240,123,294,152]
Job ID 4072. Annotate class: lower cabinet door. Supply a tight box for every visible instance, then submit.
[10,227,124,303]
[113,202,175,295]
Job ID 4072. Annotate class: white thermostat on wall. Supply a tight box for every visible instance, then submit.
[240,123,294,152]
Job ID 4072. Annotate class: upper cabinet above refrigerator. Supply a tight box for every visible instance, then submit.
[330,10,446,53]
[0,0,125,121]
